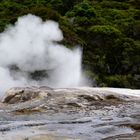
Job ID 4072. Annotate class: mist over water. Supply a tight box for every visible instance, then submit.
[0,14,90,97]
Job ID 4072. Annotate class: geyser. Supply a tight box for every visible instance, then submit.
[0,14,89,97]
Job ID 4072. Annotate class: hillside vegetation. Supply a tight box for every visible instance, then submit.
[0,0,139,88]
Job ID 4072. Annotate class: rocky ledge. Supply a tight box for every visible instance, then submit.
[0,87,140,140]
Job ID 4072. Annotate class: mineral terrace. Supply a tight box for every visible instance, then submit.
[0,87,140,140]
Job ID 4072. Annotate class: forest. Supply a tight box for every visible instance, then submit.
[0,0,139,88]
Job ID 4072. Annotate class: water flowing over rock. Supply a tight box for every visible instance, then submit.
[0,87,140,140]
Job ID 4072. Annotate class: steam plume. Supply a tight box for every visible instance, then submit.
[0,14,89,97]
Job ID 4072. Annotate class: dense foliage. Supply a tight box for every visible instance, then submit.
[0,0,139,88]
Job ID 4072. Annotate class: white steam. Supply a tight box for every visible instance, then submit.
[0,14,89,97]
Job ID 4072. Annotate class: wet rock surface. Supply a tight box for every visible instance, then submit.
[0,87,140,140]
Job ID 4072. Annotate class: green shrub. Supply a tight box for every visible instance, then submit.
[66,1,96,18]
[103,75,131,88]
[100,1,129,10]
[89,25,121,37]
